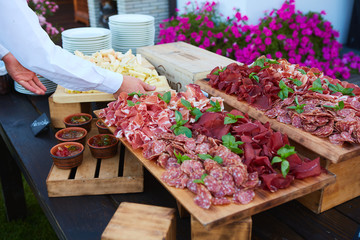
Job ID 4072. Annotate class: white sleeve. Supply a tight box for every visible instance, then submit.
[0,0,123,93]
[0,44,10,60]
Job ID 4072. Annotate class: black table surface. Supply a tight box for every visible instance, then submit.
[0,89,359,240]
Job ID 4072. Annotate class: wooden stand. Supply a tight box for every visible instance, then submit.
[191,215,252,240]
[101,202,176,240]
[73,0,89,25]
[48,95,91,128]
[46,121,144,197]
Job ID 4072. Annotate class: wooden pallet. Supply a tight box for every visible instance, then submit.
[196,78,360,213]
[46,120,144,197]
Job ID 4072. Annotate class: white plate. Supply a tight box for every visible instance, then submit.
[62,27,111,39]
[109,14,154,23]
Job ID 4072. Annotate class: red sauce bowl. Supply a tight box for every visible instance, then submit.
[55,127,88,145]
[63,113,92,132]
[87,134,119,159]
[50,142,84,169]
[96,119,111,134]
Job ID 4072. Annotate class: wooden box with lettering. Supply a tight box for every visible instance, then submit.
[137,42,239,92]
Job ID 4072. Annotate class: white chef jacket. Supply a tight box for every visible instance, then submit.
[0,0,123,93]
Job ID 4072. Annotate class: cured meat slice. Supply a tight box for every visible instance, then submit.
[293,157,322,179]
[180,160,204,178]
[204,175,221,195]
[233,189,255,204]
[212,197,231,206]
[194,184,213,209]
[226,165,249,187]
[142,140,167,160]
[157,153,170,168]
[161,168,189,189]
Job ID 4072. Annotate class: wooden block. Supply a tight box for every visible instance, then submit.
[191,215,252,240]
[46,120,144,197]
[48,94,91,128]
[137,42,239,92]
[101,202,176,240]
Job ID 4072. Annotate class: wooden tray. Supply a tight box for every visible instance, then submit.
[46,120,144,197]
[94,110,335,229]
[196,79,360,164]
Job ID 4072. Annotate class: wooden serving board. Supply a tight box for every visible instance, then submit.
[94,110,335,230]
[196,79,360,164]
[46,120,144,197]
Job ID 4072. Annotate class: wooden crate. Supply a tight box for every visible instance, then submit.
[196,79,360,213]
[73,0,89,25]
[48,94,91,128]
[101,202,176,240]
[137,42,239,92]
[46,121,144,197]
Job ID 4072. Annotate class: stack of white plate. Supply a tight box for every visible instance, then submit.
[14,75,57,95]
[109,14,155,54]
[62,27,111,56]
[87,0,101,27]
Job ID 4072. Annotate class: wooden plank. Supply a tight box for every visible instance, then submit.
[46,165,71,181]
[196,79,360,164]
[137,42,240,92]
[99,157,119,179]
[191,215,251,240]
[101,202,176,240]
[94,110,336,230]
[123,147,144,177]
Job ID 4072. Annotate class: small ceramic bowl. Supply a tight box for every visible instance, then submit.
[63,113,92,132]
[96,119,111,134]
[55,127,88,145]
[50,142,84,169]
[87,134,119,159]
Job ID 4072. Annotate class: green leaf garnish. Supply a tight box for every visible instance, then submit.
[158,91,172,104]
[323,101,344,111]
[127,100,141,106]
[249,72,259,82]
[324,80,355,96]
[250,58,265,68]
[128,91,146,97]
[171,111,192,138]
[313,72,320,76]
[224,113,244,125]
[287,77,303,87]
[181,98,203,122]
[193,174,208,184]
[287,96,306,114]
[298,69,306,75]
[174,150,191,164]
[213,66,227,75]
[222,133,244,154]
[271,144,296,178]
[206,100,222,112]
[308,78,324,93]
[278,80,294,100]
[198,154,223,164]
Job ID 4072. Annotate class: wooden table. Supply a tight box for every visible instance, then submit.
[0,89,359,240]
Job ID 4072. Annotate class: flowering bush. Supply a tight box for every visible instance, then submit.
[27,0,63,42]
[158,0,360,80]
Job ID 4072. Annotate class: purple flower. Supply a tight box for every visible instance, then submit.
[203,37,211,47]
[264,37,272,45]
[277,34,286,40]
[245,35,252,42]
[263,27,272,36]
[216,49,222,55]
[195,15,202,21]
[178,34,186,41]
[275,51,283,58]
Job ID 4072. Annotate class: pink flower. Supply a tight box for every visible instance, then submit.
[254,37,262,44]
[264,37,272,45]
[277,34,286,40]
[275,51,283,58]
[216,49,222,55]
[195,15,202,21]
[178,34,186,41]
[266,54,272,59]
[206,21,214,28]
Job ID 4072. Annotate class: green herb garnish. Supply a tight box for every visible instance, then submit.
[198,154,223,164]
[224,113,244,125]
[158,91,172,104]
[127,100,141,106]
[170,111,192,138]
[181,98,203,122]
[193,174,208,184]
[213,66,227,75]
[323,101,344,111]
[287,77,303,87]
[325,80,355,96]
[298,69,306,75]
[314,72,320,76]
[206,100,222,112]
[222,133,244,154]
[128,91,146,97]
[174,150,191,164]
[249,72,259,82]
[308,78,324,94]
[278,80,294,100]
[287,96,306,114]
[271,144,296,178]
[250,58,279,68]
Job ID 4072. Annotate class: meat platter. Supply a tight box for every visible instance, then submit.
[93,83,335,229]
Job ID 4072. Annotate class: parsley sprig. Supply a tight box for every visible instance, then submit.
[250,58,279,69]
[181,99,203,122]
[222,133,244,154]
[287,77,303,87]
[308,78,324,93]
[224,113,244,124]
[249,72,259,82]
[174,150,191,164]
[213,66,227,75]
[127,100,141,106]
[287,96,306,114]
[193,174,208,184]
[323,101,344,111]
[278,80,294,100]
[158,91,172,104]
[128,91,146,97]
[271,144,297,178]
[206,100,222,112]
[198,154,223,164]
[325,80,355,96]
[170,111,192,138]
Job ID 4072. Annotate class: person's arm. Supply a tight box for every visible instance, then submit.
[0,44,10,60]
[0,0,154,96]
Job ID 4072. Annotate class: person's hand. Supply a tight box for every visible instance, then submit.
[113,75,156,99]
[2,53,47,95]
